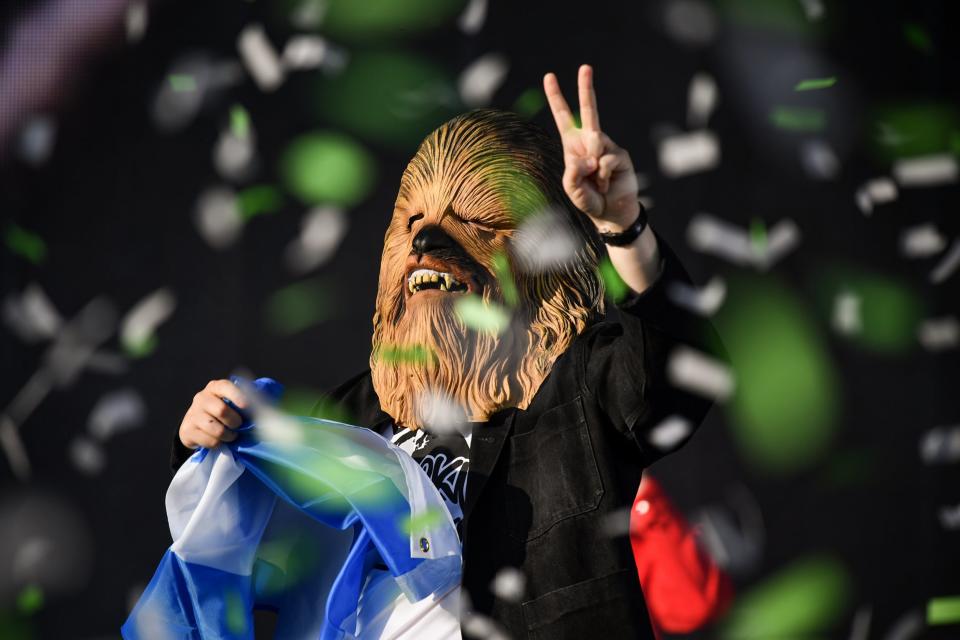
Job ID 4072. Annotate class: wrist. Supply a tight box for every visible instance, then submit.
[593,198,642,234]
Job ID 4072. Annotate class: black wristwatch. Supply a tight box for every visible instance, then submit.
[598,202,648,247]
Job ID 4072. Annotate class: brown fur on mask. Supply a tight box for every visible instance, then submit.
[370,108,607,430]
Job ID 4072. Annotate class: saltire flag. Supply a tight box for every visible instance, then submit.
[123,378,462,639]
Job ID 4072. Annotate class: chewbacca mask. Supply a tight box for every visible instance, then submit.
[370,108,607,430]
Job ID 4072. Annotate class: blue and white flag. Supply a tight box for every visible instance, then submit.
[123,378,462,639]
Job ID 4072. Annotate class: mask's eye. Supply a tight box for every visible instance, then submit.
[407,213,424,231]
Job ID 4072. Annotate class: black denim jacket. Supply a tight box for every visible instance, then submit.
[170,228,729,639]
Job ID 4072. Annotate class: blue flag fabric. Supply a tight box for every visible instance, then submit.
[123,378,462,639]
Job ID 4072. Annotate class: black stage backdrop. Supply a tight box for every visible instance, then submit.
[1,0,958,638]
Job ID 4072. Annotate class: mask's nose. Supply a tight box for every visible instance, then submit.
[412,225,457,257]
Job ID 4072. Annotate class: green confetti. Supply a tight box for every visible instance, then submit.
[17,585,43,615]
[454,295,510,334]
[715,273,840,475]
[237,185,283,220]
[122,333,158,359]
[794,76,837,91]
[928,595,960,625]
[769,106,826,132]
[230,104,250,139]
[264,279,333,335]
[512,87,547,118]
[280,131,376,207]
[168,74,197,92]
[374,343,437,365]
[491,252,519,307]
[721,555,851,639]
[5,224,47,264]
[306,397,355,424]
[598,256,628,303]
[398,507,447,535]
[749,218,767,254]
[904,22,933,55]
[224,588,247,635]
[870,103,960,162]
[284,0,467,42]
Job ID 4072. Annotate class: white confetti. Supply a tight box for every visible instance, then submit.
[757,218,801,270]
[918,425,960,465]
[831,290,861,335]
[663,0,718,46]
[917,316,959,351]
[687,214,799,270]
[213,127,257,181]
[893,153,958,187]
[511,208,580,273]
[238,24,285,92]
[3,283,62,343]
[799,0,825,20]
[666,345,735,401]
[849,607,872,640]
[70,436,106,475]
[195,186,243,249]
[416,390,469,437]
[285,206,349,274]
[648,415,694,450]
[458,53,509,108]
[282,35,338,71]
[17,115,57,167]
[457,0,488,35]
[489,567,526,603]
[800,139,839,180]
[658,129,720,178]
[666,276,726,316]
[900,224,947,258]
[126,1,148,44]
[88,389,147,441]
[854,177,897,216]
[687,72,718,129]
[929,238,960,284]
[120,288,176,351]
[939,503,960,530]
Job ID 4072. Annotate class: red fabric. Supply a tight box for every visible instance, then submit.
[630,474,734,636]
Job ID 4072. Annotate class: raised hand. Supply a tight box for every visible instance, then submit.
[543,64,641,232]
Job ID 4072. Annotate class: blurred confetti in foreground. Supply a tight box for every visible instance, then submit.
[264,278,333,335]
[280,131,376,207]
[489,567,526,603]
[16,115,57,167]
[120,288,176,358]
[457,0,488,34]
[900,223,947,258]
[213,106,258,181]
[125,1,148,44]
[658,129,720,178]
[929,238,960,284]
[666,346,735,401]
[510,207,580,274]
[3,284,61,343]
[893,153,958,187]
[415,390,469,437]
[687,214,800,271]
[666,276,727,316]
[238,24,285,92]
[70,389,147,475]
[855,177,898,216]
[691,483,765,575]
[194,186,243,249]
[720,555,851,639]
[458,53,509,108]
[454,295,510,335]
[4,223,47,265]
[284,206,349,274]
[647,415,694,452]
[917,316,959,351]
[151,54,243,132]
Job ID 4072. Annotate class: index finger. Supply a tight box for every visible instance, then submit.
[578,64,600,132]
[543,72,576,137]
[206,379,248,409]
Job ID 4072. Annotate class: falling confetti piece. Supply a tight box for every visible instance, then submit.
[167,74,197,93]
[5,224,47,264]
[120,288,176,357]
[280,131,377,207]
[264,279,332,335]
[398,507,447,535]
[284,206,349,274]
[800,139,840,180]
[194,187,243,249]
[87,389,147,440]
[17,115,57,167]
[917,317,959,351]
[854,177,898,215]
[458,0,488,34]
[416,390,468,436]
[918,425,960,465]
[929,238,960,284]
[598,256,629,302]
[831,290,861,336]
[511,208,580,273]
[229,104,250,139]
[454,295,510,335]
[893,153,958,186]
[238,24,285,92]
[794,76,837,91]
[2,283,61,343]
[214,124,257,181]
[928,596,960,625]
[489,567,526,603]
[663,0,718,46]
[374,343,437,365]
[126,1,148,43]
[17,584,44,614]
[511,86,546,118]
[658,129,720,177]
[238,184,284,219]
[647,415,694,450]
[901,223,947,257]
[490,252,519,307]
[666,345,735,401]
[70,436,106,475]
[769,106,826,132]
[687,72,718,128]
[458,53,509,108]
[939,505,960,531]
[666,276,726,316]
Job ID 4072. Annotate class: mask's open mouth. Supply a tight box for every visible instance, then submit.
[407,268,470,294]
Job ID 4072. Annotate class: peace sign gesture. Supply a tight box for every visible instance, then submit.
[543,64,641,231]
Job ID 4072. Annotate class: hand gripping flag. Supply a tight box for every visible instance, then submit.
[123,378,462,639]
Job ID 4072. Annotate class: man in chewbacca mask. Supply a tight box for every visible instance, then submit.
[172,65,729,639]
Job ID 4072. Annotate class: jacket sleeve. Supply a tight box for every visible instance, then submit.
[578,226,731,467]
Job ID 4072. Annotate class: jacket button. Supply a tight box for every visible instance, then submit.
[419,537,430,552]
